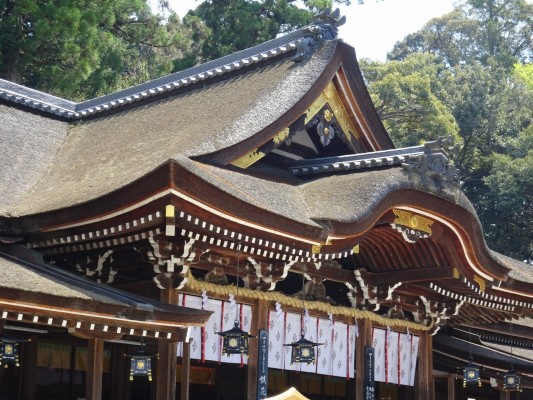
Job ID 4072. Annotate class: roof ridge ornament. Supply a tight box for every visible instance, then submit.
[293,8,345,62]
[401,136,461,186]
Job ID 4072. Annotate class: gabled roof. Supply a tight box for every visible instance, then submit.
[0,16,392,218]
[0,29,307,119]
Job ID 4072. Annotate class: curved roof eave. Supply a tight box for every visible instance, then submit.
[4,156,526,289]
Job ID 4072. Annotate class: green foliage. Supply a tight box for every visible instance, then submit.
[0,0,203,100]
[360,54,459,147]
[187,0,316,62]
[388,0,533,69]
[479,126,533,262]
[365,0,533,261]
[514,62,533,89]
[443,63,532,174]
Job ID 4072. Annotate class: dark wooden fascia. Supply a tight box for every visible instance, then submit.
[168,160,325,243]
[470,323,533,343]
[357,266,458,287]
[498,277,533,299]
[0,287,210,330]
[334,43,395,151]
[325,189,510,282]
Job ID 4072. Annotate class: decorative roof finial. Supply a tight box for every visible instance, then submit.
[293,8,346,62]
[313,8,346,39]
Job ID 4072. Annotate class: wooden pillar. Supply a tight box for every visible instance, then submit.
[86,338,105,400]
[500,390,510,400]
[111,346,126,400]
[180,341,191,400]
[355,318,373,400]
[20,335,38,400]
[447,375,455,400]
[156,287,179,400]
[415,331,434,400]
[247,299,269,399]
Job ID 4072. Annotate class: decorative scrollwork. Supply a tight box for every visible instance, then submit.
[75,250,117,284]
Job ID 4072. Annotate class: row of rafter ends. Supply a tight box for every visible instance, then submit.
[0,43,298,119]
[429,282,532,310]
[28,211,162,249]
[290,154,416,175]
[39,225,355,263]
[480,334,533,348]
[463,277,533,307]
[1,310,178,340]
[28,208,354,261]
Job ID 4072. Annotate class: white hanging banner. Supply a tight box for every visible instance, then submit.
[316,318,333,375]
[177,293,184,357]
[268,310,285,369]
[399,333,411,385]
[409,335,420,386]
[387,332,399,384]
[284,312,302,371]
[180,295,204,360]
[373,328,386,382]
[203,298,223,362]
[348,324,357,379]
[299,316,318,373]
[331,321,348,378]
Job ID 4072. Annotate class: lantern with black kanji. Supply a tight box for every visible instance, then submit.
[125,341,157,381]
[217,320,254,355]
[463,363,481,387]
[285,334,321,365]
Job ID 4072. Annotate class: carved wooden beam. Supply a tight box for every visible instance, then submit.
[145,235,204,290]
[75,250,117,284]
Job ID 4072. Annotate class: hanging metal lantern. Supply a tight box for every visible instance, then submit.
[503,323,521,391]
[217,320,254,355]
[125,341,157,381]
[463,363,481,387]
[284,334,322,365]
[503,369,521,392]
[0,332,26,368]
[216,242,254,355]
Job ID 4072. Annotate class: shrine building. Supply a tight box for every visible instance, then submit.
[0,9,532,400]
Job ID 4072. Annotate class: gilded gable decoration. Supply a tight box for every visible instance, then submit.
[231,81,360,169]
[391,209,434,243]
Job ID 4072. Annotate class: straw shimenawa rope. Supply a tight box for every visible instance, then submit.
[183,270,432,332]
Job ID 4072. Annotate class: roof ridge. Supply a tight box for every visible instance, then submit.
[0,28,310,120]
[0,9,347,120]
[0,79,76,115]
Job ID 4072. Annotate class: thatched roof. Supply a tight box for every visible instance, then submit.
[0,41,336,217]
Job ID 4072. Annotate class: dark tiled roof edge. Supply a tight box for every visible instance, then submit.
[288,145,426,175]
[0,79,77,117]
[289,137,462,186]
[0,29,313,120]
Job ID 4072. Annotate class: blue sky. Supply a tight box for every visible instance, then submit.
[164,0,458,61]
